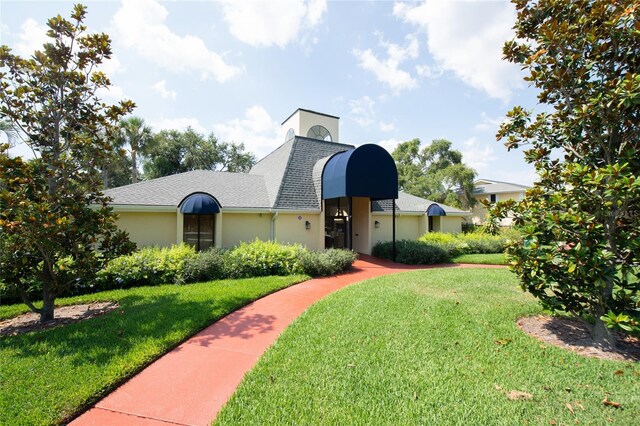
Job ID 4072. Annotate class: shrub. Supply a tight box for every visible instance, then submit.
[95,244,197,290]
[300,249,357,277]
[372,240,450,265]
[418,232,467,255]
[224,239,307,278]
[183,248,228,283]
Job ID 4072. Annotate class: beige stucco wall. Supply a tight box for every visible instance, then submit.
[220,213,271,248]
[116,211,177,248]
[371,214,422,247]
[274,213,322,250]
[283,110,340,142]
[440,216,463,234]
[352,197,371,254]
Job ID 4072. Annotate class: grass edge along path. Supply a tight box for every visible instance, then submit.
[215,268,639,426]
[0,275,308,426]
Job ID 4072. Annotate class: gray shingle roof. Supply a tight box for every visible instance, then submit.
[249,140,295,207]
[104,170,270,208]
[372,191,470,216]
[273,137,352,210]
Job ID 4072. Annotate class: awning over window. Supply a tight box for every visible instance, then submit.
[179,192,220,214]
[322,144,398,200]
[426,203,447,216]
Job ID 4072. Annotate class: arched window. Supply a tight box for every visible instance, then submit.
[179,193,220,251]
[307,125,332,141]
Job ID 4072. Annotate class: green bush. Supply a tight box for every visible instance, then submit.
[183,248,228,283]
[224,239,307,278]
[372,240,450,265]
[300,249,357,277]
[95,244,197,290]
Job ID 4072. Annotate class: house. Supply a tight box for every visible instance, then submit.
[467,179,530,226]
[104,109,469,253]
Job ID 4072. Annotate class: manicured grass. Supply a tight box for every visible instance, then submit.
[0,275,308,426]
[452,253,507,265]
[216,269,639,425]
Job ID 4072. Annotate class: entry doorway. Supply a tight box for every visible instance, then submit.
[324,197,350,249]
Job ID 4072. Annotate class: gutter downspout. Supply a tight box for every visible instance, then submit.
[270,211,278,241]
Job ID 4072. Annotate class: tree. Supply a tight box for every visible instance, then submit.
[493,0,640,347]
[0,120,19,151]
[117,116,153,184]
[392,138,477,209]
[101,148,133,189]
[143,127,255,179]
[0,4,135,322]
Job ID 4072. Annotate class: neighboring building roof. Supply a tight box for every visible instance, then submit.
[104,170,270,209]
[472,179,530,196]
[372,191,470,216]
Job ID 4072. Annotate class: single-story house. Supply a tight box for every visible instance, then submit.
[105,109,469,253]
[466,178,530,226]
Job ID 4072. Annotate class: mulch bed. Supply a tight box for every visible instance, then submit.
[518,315,640,362]
[0,301,119,337]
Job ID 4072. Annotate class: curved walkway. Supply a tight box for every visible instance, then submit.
[71,256,504,426]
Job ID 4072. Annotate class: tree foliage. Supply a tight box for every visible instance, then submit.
[392,138,476,209]
[0,4,136,321]
[143,127,255,179]
[117,116,153,184]
[494,0,640,346]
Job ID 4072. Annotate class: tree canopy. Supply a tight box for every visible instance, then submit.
[392,138,476,209]
[494,0,640,346]
[0,4,135,322]
[143,127,255,179]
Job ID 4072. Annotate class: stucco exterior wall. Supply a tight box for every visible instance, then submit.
[371,214,422,247]
[352,197,371,254]
[116,211,177,248]
[220,213,271,248]
[440,216,463,234]
[283,110,340,142]
[274,213,322,250]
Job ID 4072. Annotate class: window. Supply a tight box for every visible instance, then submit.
[490,194,497,203]
[183,214,215,251]
[307,125,332,141]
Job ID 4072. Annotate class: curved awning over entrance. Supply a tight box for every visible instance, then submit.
[179,192,221,214]
[322,144,398,200]
[426,203,447,216]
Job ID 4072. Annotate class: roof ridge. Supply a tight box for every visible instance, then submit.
[475,178,530,188]
[272,138,299,208]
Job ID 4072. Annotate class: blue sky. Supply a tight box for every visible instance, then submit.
[1,0,540,185]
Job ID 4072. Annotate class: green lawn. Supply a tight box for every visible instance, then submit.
[215,269,639,425]
[0,275,307,426]
[452,253,507,265]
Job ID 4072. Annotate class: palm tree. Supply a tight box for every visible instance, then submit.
[0,120,20,155]
[118,116,153,184]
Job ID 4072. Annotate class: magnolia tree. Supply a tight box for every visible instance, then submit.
[493,0,640,347]
[0,5,135,322]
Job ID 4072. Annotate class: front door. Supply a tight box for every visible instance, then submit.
[324,197,350,249]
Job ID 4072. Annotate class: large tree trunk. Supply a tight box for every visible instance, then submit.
[592,309,616,349]
[40,261,55,322]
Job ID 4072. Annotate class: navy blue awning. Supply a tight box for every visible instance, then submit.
[426,204,446,216]
[322,144,398,200]
[179,192,220,214]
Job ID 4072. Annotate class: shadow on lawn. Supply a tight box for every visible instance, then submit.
[0,291,264,368]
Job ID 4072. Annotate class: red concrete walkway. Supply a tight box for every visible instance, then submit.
[71,256,503,426]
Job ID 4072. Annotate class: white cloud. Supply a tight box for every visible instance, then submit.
[152,80,177,100]
[353,34,419,92]
[150,117,208,134]
[349,96,376,127]
[415,63,442,79]
[460,137,498,173]
[213,105,284,158]
[96,84,126,102]
[474,112,505,132]
[394,0,522,101]
[113,0,241,82]
[379,121,396,132]
[220,0,327,48]
[376,138,403,154]
[14,18,49,57]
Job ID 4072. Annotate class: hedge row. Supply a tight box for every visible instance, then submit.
[0,240,357,305]
[372,230,520,265]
